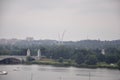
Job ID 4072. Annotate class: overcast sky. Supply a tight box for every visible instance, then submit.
[0,0,120,41]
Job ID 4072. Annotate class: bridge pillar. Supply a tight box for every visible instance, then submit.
[27,49,31,57]
[37,49,41,60]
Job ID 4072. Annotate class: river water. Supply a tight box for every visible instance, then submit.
[0,65,120,80]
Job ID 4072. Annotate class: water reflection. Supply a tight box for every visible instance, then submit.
[0,65,120,80]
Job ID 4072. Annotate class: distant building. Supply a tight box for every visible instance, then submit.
[9,38,18,45]
[26,37,34,41]
[0,39,7,44]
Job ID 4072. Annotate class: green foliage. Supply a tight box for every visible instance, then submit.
[117,60,120,69]
[68,59,72,64]
[85,55,97,65]
[75,52,85,64]
[26,56,35,62]
[105,54,118,64]
[51,45,72,59]
[0,39,120,68]
[58,57,63,63]
[74,49,98,65]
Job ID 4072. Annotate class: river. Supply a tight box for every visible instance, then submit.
[0,65,120,80]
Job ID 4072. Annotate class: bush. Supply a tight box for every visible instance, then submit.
[58,57,63,63]
[117,60,120,69]
[85,55,97,65]
[26,56,35,62]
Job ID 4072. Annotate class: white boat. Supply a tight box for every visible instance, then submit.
[0,71,8,75]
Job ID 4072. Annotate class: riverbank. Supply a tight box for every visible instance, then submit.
[0,58,119,69]
[24,60,120,69]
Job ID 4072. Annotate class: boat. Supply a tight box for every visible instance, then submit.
[0,71,8,75]
[13,67,20,71]
[13,68,18,71]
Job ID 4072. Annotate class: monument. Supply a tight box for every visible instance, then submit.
[27,49,31,57]
[101,49,105,55]
[37,49,41,60]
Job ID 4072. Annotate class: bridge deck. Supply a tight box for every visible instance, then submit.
[0,56,37,61]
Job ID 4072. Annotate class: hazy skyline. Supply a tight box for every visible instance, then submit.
[0,0,120,41]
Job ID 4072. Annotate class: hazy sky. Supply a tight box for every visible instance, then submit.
[0,0,120,41]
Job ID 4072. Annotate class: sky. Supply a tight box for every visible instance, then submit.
[0,0,120,41]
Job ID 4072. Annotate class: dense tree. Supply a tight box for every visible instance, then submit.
[75,52,85,64]
[74,49,89,64]
[26,56,35,62]
[58,57,63,63]
[105,54,118,64]
[0,39,120,65]
[85,55,97,65]
[117,60,120,69]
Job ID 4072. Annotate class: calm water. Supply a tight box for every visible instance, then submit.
[0,65,120,80]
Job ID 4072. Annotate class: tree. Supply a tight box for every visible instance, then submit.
[58,57,63,63]
[85,55,97,65]
[105,54,118,64]
[74,49,92,65]
[26,56,35,62]
[96,53,105,62]
[117,60,120,69]
[75,53,85,64]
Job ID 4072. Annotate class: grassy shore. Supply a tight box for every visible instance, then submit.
[25,59,119,69]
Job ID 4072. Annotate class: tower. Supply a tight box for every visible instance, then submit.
[37,49,41,60]
[27,49,31,57]
[58,30,66,45]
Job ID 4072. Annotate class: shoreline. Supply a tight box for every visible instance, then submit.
[0,59,119,70]
[0,64,119,70]
[1,62,119,70]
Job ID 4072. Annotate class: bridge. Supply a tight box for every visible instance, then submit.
[0,49,41,64]
[0,55,37,61]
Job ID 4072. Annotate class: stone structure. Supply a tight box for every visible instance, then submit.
[37,49,41,60]
[101,49,105,55]
[27,49,31,57]
[0,48,42,63]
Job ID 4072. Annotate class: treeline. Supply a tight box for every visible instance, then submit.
[1,39,120,49]
[0,43,120,66]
